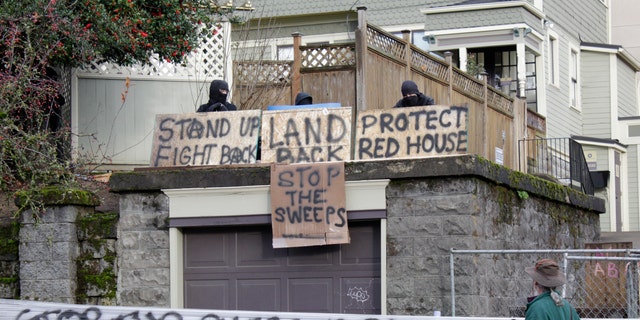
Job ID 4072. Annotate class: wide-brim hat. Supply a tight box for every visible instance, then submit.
[525,259,566,288]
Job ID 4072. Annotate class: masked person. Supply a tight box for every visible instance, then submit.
[525,259,580,320]
[393,80,435,108]
[197,80,237,112]
[295,92,313,105]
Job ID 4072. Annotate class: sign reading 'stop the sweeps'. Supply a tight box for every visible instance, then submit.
[150,110,261,167]
[355,105,468,160]
[270,162,348,248]
[261,107,352,164]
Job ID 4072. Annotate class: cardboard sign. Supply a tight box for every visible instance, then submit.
[150,110,261,167]
[261,107,352,164]
[355,105,468,160]
[270,162,349,248]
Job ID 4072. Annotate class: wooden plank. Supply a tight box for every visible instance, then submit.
[149,110,262,167]
[260,107,352,164]
[355,105,468,160]
[270,162,348,248]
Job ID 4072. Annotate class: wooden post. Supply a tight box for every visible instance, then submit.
[481,72,489,161]
[354,6,368,160]
[402,30,411,80]
[292,32,302,105]
[445,51,453,105]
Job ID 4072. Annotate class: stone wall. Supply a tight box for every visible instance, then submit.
[0,222,19,299]
[5,187,117,304]
[117,192,170,306]
[109,155,604,314]
[384,177,600,316]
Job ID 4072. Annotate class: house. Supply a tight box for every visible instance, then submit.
[232,0,640,235]
[9,0,639,317]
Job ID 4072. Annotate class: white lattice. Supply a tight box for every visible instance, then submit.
[76,23,230,80]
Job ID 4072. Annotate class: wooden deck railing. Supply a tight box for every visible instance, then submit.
[233,7,538,170]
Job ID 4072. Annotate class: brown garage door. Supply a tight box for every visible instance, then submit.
[183,220,381,313]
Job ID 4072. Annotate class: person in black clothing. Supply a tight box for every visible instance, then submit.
[197,80,238,112]
[295,92,313,105]
[393,80,435,108]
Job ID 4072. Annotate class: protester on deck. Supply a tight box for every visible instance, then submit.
[524,259,580,320]
[393,80,435,108]
[295,92,313,105]
[197,80,237,112]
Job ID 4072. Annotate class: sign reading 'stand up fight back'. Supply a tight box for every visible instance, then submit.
[150,110,261,167]
[270,161,348,248]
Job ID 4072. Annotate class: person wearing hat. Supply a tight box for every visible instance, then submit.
[295,92,313,105]
[393,80,435,108]
[525,259,580,320]
[197,79,238,112]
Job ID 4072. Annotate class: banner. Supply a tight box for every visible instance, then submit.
[355,105,468,160]
[270,162,348,248]
[261,107,352,164]
[150,110,261,167]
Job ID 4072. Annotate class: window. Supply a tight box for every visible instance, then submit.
[524,51,537,111]
[570,47,579,109]
[277,45,293,61]
[548,33,559,85]
[465,46,538,112]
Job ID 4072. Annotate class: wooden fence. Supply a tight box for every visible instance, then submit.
[233,7,539,170]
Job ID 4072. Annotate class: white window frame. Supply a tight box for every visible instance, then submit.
[548,30,559,87]
[569,44,581,110]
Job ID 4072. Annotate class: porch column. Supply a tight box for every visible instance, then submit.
[516,42,526,98]
[459,47,468,72]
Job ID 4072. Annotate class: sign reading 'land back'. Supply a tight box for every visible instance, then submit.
[270,162,348,248]
[150,110,261,167]
[355,105,468,160]
[260,107,352,164]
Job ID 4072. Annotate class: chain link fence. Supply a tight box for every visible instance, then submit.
[450,249,640,318]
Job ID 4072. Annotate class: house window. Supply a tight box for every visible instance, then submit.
[277,45,293,60]
[549,33,559,85]
[525,51,537,111]
[495,49,518,96]
[466,46,538,112]
[570,48,580,109]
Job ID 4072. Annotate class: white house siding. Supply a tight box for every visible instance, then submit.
[253,0,455,27]
[423,8,535,32]
[628,144,640,231]
[76,78,208,168]
[543,0,608,44]
[544,36,583,139]
[617,59,639,118]
[580,51,612,139]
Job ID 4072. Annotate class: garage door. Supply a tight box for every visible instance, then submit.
[183,220,381,313]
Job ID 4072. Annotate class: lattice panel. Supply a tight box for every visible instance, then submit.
[76,23,229,79]
[411,50,449,82]
[300,45,356,68]
[487,89,514,115]
[366,26,405,61]
[234,60,292,84]
[452,70,485,101]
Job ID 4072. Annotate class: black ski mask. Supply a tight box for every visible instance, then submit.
[209,80,229,104]
[403,95,419,106]
[401,80,420,106]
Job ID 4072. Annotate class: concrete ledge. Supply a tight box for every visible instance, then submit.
[109,155,605,214]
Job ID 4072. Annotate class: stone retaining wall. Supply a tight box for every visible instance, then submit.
[109,155,604,315]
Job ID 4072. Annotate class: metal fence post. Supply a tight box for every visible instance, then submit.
[450,251,456,317]
[627,258,639,319]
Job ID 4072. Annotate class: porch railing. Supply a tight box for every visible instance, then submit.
[518,137,595,195]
